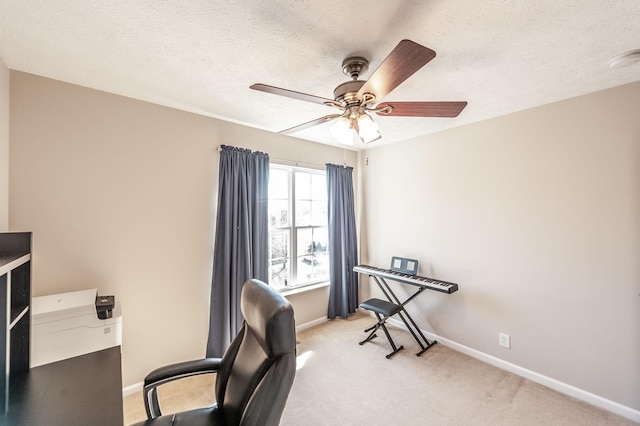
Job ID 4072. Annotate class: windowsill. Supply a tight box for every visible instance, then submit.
[279,281,329,297]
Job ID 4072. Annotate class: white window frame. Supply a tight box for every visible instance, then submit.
[268,164,329,290]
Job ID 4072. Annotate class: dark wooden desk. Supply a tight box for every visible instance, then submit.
[1,346,123,426]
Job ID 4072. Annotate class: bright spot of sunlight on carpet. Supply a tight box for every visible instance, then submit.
[296,351,312,370]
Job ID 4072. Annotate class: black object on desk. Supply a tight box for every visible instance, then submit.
[96,294,116,319]
[1,347,123,426]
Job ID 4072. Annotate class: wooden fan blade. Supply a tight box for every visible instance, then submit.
[250,84,335,105]
[375,101,467,117]
[279,114,341,134]
[357,40,436,101]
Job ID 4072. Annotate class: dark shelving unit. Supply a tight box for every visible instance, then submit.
[0,232,32,413]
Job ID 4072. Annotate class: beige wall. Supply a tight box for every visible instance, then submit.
[9,71,357,387]
[0,57,8,231]
[362,81,640,410]
[9,68,639,413]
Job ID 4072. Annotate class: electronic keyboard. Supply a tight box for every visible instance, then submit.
[354,264,459,294]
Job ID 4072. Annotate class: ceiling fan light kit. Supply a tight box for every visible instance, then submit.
[329,116,355,145]
[355,114,381,143]
[251,39,468,145]
[329,112,381,145]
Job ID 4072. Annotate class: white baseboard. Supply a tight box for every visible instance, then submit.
[385,316,640,423]
[123,381,143,397]
[296,316,328,332]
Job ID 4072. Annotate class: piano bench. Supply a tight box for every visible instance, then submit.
[359,298,404,359]
[360,298,402,317]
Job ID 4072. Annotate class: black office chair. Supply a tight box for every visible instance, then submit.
[132,279,297,426]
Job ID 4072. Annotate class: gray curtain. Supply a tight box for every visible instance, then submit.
[206,145,269,357]
[326,163,359,319]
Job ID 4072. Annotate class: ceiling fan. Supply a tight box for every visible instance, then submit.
[250,39,467,145]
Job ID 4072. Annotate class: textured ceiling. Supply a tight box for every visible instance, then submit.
[1,1,639,150]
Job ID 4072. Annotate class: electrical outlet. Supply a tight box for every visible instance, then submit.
[499,332,511,349]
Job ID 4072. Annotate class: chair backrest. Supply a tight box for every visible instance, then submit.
[215,279,296,426]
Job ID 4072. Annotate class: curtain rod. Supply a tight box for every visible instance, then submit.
[216,146,350,168]
[271,157,327,169]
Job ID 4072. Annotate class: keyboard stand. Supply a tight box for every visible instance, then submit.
[369,274,437,356]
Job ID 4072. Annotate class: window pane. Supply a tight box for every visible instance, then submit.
[296,227,328,255]
[311,228,328,254]
[295,172,311,200]
[295,228,327,255]
[310,200,327,226]
[297,252,328,283]
[269,199,289,227]
[297,228,312,256]
[269,229,290,289]
[313,253,329,278]
[295,200,311,227]
[270,260,289,289]
[311,174,327,200]
[270,228,289,259]
[296,255,315,283]
[296,227,329,283]
[269,168,289,199]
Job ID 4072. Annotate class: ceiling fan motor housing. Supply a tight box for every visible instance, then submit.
[333,80,366,105]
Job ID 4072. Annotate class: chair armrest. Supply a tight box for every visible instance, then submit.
[143,358,221,419]
[145,358,221,387]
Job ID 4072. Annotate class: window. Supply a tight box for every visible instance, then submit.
[268,165,329,290]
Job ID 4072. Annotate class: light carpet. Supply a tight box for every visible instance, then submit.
[124,312,637,425]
